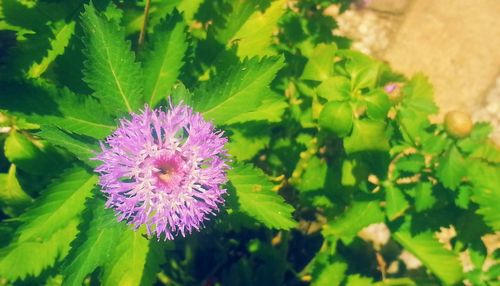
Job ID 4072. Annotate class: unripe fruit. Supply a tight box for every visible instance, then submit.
[444,110,473,139]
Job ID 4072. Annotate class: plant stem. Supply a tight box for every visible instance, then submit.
[138,0,151,46]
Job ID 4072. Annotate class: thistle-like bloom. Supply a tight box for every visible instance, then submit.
[94,103,229,240]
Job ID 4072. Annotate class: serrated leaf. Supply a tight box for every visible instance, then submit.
[301,44,337,81]
[385,185,409,221]
[143,11,187,107]
[0,220,78,281]
[322,201,384,244]
[194,56,285,125]
[393,221,463,285]
[81,4,143,114]
[101,229,150,286]
[468,161,500,230]
[344,120,389,154]
[346,275,374,286]
[0,81,115,139]
[227,124,270,161]
[339,50,381,90]
[231,0,286,58]
[38,126,99,166]
[27,20,75,78]
[177,0,203,22]
[213,0,262,44]
[470,141,500,163]
[312,261,347,286]
[228,163,296,229]
[316,76,351,101]
[62,198,123,286]
[297,156,327,192]
[413,182,436,212]
[457,122,493,153]
[395,154,425,173]
[435,146,465,190]
[17,167,96,241]
[0,164,32,209]
[4,130,63,175]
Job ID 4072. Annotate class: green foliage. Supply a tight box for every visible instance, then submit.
[0,0,499,285]
[228,163,296,229]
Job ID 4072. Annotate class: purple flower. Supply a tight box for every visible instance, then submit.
[94,103,229,240]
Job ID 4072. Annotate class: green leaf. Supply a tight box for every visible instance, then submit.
[301,44,337,81]
[385,185,409,221]
[17,167,96,241]
[339,50,381,90]
[470,141,500,163]
[395,154,425,173]
[143,11,187,107]
[194,56,285,125]
[4,130,63,175]
[435,146,465,190]
[81,4,143,114]
[62,198,124,286]
[213,0,263,44]
[312,260,347,286]
[364,90,391,120]
[0,164,32,209]
[227,124,270,161]
[101,229,150,286]
[231,0,286,58]
[0,220,78,281]
[322,201,384,244]
[344,120,389,154]
[413,182,436,212]
[0,81,115,139]
[346,275,374,286]
[468,161,500,230]
[297,156,328,192]
[228,163,296,229]
[38,126,99,166]
[316,76,351,101]
[393,221,463,285]
[177,0,203,22]
[27,20,75,78]
[319,101,353,137]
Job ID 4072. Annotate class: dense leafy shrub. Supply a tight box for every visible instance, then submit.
[0,0,499,285]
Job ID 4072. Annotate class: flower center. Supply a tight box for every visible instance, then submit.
[152,154,185,190]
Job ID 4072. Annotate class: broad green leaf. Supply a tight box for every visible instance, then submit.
[214,0,263,44]
[468,161,500,230]
[395,153,425,173]
[0,81,115,139]
[346,275,374,286]
[393,222,463,285]
[435,146,465,190]
[228,163,296,229]
[297,156,327,192]
[194,56,285,125]
[226,95,287,123]
[0,220,78,281]
[231,0,286,57]
[364,90,391,120]
[316,76,351,101]
[143,11,187,107]
[227,124,270,161]
[470,141,500,163]
[177,0,203,22]
[62,198,123,286]
[101,229,150,286]
[339,50,381,90]
[312,261,347,286]
[322,201,384,244]
[344,120,389,154]
[81,4,143,114]
[319,101,353,137]
[385,185,409,221]
[397,75,438,143]
[0,164,32,209]
[301,44,337,81]
[38,126,99,166]
[413,182,436,212]
[4,130,63,175]
[17,167,97,241]
[27,21,75,78]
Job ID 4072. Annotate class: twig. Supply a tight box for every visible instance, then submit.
[138,0,151,46]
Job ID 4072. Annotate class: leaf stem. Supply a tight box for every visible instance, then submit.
[138,0,151,46]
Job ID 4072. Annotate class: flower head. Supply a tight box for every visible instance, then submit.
[94,103,229,239]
